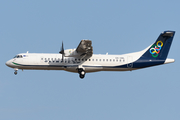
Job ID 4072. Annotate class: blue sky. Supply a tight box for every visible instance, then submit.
[1,0,180,120]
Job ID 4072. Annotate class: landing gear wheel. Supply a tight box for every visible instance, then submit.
[81,71,85,75]
[79,74,85,79]
[14,68,18,75]
[14,71,17,75]
[78,68,86,79]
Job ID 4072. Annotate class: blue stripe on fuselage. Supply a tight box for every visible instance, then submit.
[132,59,165,68]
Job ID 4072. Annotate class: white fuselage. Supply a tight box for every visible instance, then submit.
[5,45,174,74]
[6,50,145,73]
[6,54,134,73]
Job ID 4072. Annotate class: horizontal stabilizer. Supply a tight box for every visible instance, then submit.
[164,58,175,64]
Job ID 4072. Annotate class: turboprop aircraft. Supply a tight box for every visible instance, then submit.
[6,31,175,79]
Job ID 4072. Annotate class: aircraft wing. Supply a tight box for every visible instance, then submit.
[76,40,93,57]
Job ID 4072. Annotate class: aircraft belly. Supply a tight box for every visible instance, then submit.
[18,65,64,70]
[102,67,130,71]
[11,62,64,70]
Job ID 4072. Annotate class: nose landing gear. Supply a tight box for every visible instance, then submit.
[14,68,18,75]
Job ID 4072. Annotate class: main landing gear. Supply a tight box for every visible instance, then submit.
[78,68,86,79]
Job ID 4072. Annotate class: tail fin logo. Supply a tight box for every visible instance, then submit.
[149,41,163,57]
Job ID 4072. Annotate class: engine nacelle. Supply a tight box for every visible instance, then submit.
[64,49,79,57]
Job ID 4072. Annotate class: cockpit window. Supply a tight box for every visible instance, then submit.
[13,55,23,58]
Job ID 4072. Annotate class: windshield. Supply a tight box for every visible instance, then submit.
[13,55,23,58]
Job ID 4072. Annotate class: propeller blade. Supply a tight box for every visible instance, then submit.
[59,42,64,62]
[62,53,64,62]
[59,42,64,54]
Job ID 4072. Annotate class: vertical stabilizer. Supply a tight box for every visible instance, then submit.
[133,31,175,68]
[141,31,175,60]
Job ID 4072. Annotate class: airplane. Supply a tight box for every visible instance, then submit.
[6,31,175,79]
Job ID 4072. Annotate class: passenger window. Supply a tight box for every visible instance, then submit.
[89,59,91,61]
[45,58,48,62]
[96,59,98,61]
[99,59,101,61]
[56,58,59,63]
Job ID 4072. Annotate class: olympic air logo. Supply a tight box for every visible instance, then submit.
[149,41,163,57]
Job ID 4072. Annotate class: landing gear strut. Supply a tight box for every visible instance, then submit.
[78,68,86,79]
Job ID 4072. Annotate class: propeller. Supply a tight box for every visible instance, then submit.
[59,42,64,62]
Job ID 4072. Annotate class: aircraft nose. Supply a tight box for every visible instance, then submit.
[5,60,12,67]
